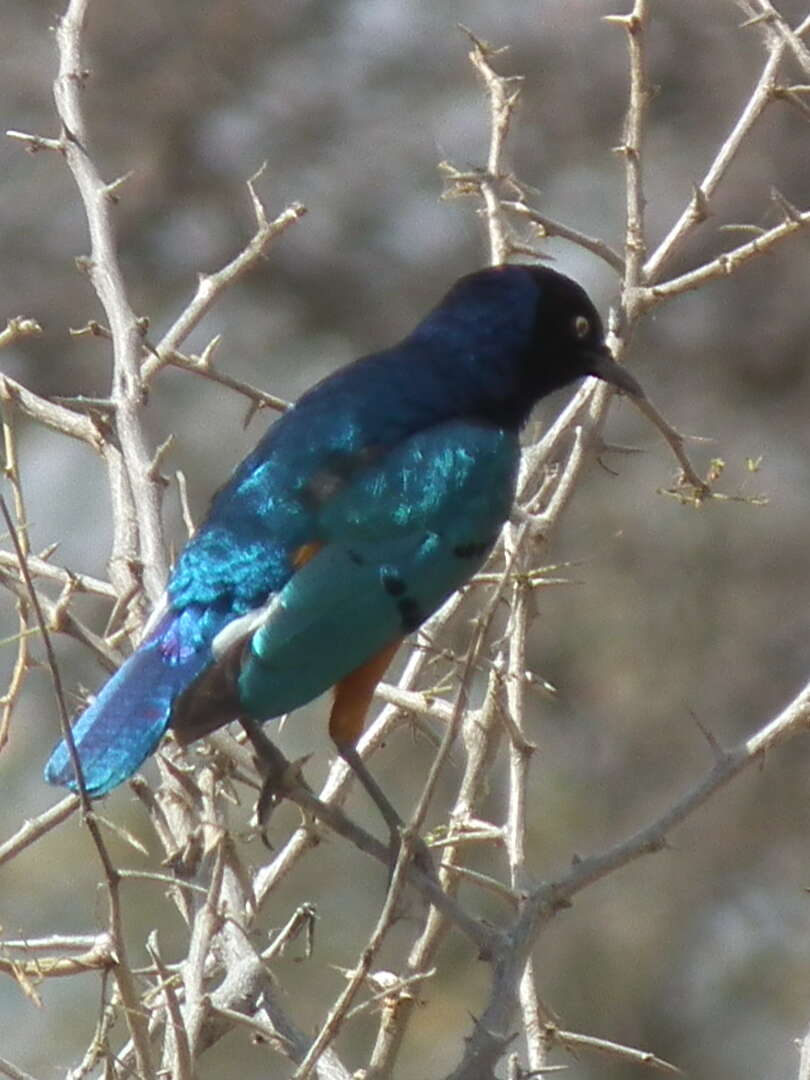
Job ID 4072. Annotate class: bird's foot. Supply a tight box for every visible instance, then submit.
[241,717,316,841]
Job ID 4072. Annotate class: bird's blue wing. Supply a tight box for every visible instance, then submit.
[234,419,519,719]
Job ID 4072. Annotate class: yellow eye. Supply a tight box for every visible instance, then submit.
[573,315,590,339]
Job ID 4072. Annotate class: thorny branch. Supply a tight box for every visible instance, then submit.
[2,3,810,1080]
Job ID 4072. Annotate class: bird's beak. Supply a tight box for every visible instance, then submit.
[587,347,645,399]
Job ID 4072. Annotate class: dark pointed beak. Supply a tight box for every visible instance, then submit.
[587,346,645,399]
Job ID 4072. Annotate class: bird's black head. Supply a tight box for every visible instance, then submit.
[519,264,642,400]
[414,263,643,428]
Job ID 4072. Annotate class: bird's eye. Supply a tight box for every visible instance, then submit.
[573,315,591,339]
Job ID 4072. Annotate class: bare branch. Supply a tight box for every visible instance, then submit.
[0,795,80,867]
[0,374,102,447]
[143,179,306,380]
[0,1056,39,1080]
[54,0,167,602]
[500,196,626,274]
[609,0,649,315]
[643,205,810,304]
[548,1026,682,1074]
[740,0,810,75]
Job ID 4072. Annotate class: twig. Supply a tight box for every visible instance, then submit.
[0,936,115,981]
[607,0,649,317]
[0,549,116,598]
[143,174,305,381]
[629,394,709,494]
[0,396,32,747]
[549,1026,682,1074]
[0,795,80,866]
[0,374,102,447]
[147,932,194,1080]
[291,834,418,1079]
[451,675,810,1076]
[450,28,523,266]
[54,0,167,603]
[0,1057,38,1080]
[642,206,810,304]
[0,564,120,669]
[500,196,625,274]
[740,0,810,75]
[644,31,786,281]
[2,489,150,1076]
[158,345,290,414]
[797,1020,810,1080]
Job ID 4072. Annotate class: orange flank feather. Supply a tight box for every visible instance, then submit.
[329,639,402,746]
[291,540,324,570]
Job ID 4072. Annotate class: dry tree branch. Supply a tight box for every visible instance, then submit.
[0,398,32,746]
[545,1026,682,1075]
[3,4,809,1078]
[453,673,810,1078]
[0,1056,38,1080]
[608,0,649,315]
[153,342,291,416]
[291,836,419,1080]
[462,28,523,265]
[142,172,305,385]
[499,194,626,273]
[0,565,120,669]
[0,549,116,598]
[0,495,153,1076]
[0,374,103,447]
[54,0,167,604]
[0,794,80,866]
[441,2,808,1074]
[739,0,810,74]
[644,31,786,282]
[643,203,810,305]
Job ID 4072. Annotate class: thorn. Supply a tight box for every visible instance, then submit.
[69,320,111,339]
[51,394,116,410]
[770,186,802,223]
[600,441,645,456]
[603,13,640,32]
[717,223,767,236]
[596,454,620,477]
[196,334,221,370]
[6,129,64,153]
[103,170,134,202]
[739,11,774,29]
[693,715,726,763]
[148,435,175,482]
[458,24,507,59]
[67,68,92,87]
[689,183,709,222]
[247,163,270,229]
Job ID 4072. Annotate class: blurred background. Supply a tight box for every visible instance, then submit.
[2,1,810,1076]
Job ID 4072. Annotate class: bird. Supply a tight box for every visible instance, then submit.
[45,263,643,836]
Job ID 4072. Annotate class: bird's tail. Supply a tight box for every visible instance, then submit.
[44,617,210,798]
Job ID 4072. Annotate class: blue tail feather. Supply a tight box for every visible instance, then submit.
[44,615,212,797]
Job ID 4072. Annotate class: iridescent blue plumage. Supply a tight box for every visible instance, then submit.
[44,264,642,797]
